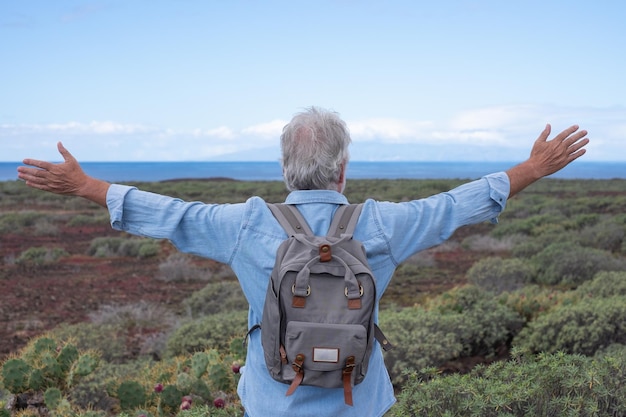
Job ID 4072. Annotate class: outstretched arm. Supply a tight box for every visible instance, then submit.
[17,142,110,207]
[506,124,589,198]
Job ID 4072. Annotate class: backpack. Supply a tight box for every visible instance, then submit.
[257,203,393,406]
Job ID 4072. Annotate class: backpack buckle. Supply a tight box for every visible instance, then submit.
[344,284,364,297]
[292,284,311,296]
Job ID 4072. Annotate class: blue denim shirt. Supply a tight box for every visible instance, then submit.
[106,172,509,417]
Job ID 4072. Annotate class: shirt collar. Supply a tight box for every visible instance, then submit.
[284,190,349,205]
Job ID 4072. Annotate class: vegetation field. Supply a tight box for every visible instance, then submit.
[1,177,625,416]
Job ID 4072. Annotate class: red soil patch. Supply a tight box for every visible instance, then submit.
[0,223,215,360]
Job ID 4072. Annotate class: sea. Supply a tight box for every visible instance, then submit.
[2,161,626,183]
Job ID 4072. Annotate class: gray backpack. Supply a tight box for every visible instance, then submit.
[258,203,392,406]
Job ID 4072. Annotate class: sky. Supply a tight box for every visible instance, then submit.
[1,0,625,162]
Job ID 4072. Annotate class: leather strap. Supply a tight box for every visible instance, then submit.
[285,354,305,396]
[342,356,356,406]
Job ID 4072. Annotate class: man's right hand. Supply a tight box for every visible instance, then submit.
[17,142,110,207]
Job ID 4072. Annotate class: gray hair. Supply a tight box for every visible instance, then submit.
[280,106,351,191]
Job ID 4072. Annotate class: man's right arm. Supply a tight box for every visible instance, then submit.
[17,142,110,207]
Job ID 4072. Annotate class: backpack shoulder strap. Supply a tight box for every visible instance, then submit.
[328,203,363,238]
[267,203,314,236]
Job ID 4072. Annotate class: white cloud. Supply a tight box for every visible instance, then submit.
[349,118,434,143]
[1,104,623,161]
[242,119,287,139]
[190,126,235,139]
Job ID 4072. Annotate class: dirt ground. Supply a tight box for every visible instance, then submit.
[0,214,486,362]
[0,221,216,360]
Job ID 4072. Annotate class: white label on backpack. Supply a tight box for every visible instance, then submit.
[313,347,339,363]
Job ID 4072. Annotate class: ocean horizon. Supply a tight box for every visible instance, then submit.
[2,161,626,183]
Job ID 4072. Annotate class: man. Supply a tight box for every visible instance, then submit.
[18,106,589,416]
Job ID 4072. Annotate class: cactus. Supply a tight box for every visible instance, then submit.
[116,380,147,410]
[28,367,46,391]
[1,358,31,393]
[159,384,183,412]
[44,387,63,410]
[178,372,197,398]
[190,377,212,400]
[40,352,63,380]
[190,351,209,379]
[31,337,57,356]
[73,352,99,376]
[57,343,79,373]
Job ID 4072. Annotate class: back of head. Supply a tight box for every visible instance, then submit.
[281,106,351,191]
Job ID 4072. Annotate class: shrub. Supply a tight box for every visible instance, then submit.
[183,281,247,318]
[33,217,59,236]
[461,234,520,252]
[512,296,626,355]
[573,270,626,298]
[15,246,68,266]
[531,241,624,286]
[66,213,110,227]
[573,217,626,252]
[492,212,566,238]
[0,211,42,234]
[380,286,523,385]
[426,286,524,356]
[156,253,206,282]
[49,323,128,364]
[51,302,179,363]
[379,307,465,386]
[467,257,534,294]
[87,237,160,258]
[88,301,178,331]
[498,284,572,322]
[165,310,248,357]
[392,350,626,417]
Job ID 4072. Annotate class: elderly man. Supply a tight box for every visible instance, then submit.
[18,106,588,417]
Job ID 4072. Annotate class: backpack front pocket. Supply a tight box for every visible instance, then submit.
[284,321,367,387]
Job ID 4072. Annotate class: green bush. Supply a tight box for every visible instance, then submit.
[380,307,465,386]
[512,296,626,355]
[0,211,43,233]
[156,253,206,282]
[15,246,68,266]
[392,350,626,417]
[492,212,566,238]
[183,281,247,318]
[87,236,160,258]
[575,217,626,252]
[67,213,110,227]
[573,270,626,298]
[49,323,128,364]
[498,284,572,322]
[467,257,534,294]
[380,286,523,385]
[165,310,248,357]
[531,241,623,286]
[427,286,524,356]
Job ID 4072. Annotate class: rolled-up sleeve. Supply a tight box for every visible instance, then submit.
[373,171,510,265]
[105,184,246,263]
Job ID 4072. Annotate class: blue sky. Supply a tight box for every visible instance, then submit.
[1,0,625,162]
